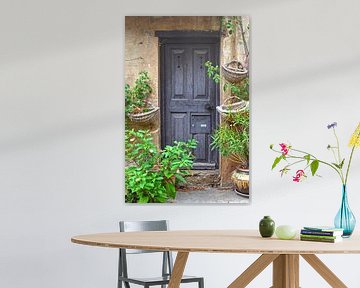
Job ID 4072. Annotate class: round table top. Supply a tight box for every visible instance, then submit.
[71,230,360,254]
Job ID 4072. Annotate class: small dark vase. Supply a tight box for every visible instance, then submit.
[334,185,356,237]
[259,216,275,238]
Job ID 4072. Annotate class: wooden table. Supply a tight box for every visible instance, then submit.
[71,230,360,288]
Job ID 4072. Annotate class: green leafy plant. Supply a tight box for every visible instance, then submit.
[125,129,197,203]
[211,109,250,168]
[205,61,249,101]
[221,16,236,35]
[125,71,153,117]
[205,60,250,168]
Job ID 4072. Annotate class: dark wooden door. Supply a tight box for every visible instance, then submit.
[159,33,220,169]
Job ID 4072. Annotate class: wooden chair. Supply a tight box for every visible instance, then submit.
[118,220,204,288]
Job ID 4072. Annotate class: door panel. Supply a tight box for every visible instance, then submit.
[193,49,209,99]
[161,38,219,169]
[171,113,188,142]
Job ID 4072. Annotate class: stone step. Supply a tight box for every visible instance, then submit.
[179,170,221,190]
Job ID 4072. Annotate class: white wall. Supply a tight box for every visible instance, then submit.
[1,0,360,287]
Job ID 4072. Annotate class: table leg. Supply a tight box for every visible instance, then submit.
[228,254,279,288]
[301,254,347,288]
[272,254,299,288]
[168,252,189,288]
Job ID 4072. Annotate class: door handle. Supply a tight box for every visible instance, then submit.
[205,103,215,110]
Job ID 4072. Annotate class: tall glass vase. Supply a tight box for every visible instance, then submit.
[334,185,356,237]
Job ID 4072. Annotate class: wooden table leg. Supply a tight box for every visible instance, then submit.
[168,252,189,288]
[228,254,279,288]
[272,254,299,288]
[301,254,347,288]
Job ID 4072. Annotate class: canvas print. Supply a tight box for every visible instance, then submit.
[125,16,250,204]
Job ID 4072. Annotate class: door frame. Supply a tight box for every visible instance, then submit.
[156,30,220,169]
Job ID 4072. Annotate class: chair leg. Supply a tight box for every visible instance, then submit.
[199,278,204,288]
[118,278,130,288]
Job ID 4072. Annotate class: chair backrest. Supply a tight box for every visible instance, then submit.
[119,220,168,254]
[118,220,173,284]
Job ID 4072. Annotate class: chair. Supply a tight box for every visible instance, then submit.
[118,220,204,288]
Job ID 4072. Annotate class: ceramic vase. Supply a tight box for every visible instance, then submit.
[259,216,275,238]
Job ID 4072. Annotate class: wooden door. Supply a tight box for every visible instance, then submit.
[159,32,220,169]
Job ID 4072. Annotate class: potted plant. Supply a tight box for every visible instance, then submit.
[125,71,159,123]
[211,109,250,197]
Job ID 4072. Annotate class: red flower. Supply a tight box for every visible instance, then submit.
[293,170,305,182]
[279,143,289,155]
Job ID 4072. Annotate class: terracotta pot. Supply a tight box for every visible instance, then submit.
[231,167,249,196]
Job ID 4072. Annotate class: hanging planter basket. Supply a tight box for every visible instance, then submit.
[222,60,248,83]
[128,101,159,123]
[216,97,249,116]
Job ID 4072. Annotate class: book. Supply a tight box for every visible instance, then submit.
[301,229,343,237]
[300,236,343,243]
[300,234,342,240]
[303,226,344,232]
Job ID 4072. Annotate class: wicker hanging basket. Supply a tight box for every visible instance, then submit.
[222,60,248,83]
[216,97,249,116]
[128,101,159,123]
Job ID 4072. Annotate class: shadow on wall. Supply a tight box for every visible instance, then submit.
[0,113,122,154]
[256,56,360,92]
[0,0,122,65]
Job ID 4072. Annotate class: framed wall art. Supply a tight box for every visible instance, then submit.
[125,16,250,204]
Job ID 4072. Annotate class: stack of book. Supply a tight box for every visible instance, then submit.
[300,226,344,243]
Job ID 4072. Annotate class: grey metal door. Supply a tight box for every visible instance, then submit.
[159,32,219,169]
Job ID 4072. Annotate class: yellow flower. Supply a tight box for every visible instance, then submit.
[349,122,360,148]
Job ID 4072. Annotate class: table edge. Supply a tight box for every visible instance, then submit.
[71,236,360,255]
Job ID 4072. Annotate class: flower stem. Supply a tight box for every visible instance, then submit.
[333,128,342,164]
[271,146,345,182]
[332,128,345,182]
[330,148,338,164]
[345,145,356,185]
[284,154,344,182]
[273,147,344,183]
[345,130,360,185]
[284,159,306,169]
[291,148,317,159]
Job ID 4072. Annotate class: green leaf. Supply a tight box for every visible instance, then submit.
[165,182,176,198]
[310,160,319,176]
[339,158,345,169]
[175,174,186,183]
[332,159,345,170]
[138,195,149,203]
[164,171,173,178]
[271,156,282,170]
[332,162,341,169]
[304,154,311,164]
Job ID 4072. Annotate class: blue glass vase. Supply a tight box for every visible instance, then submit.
[334,185,356,237]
